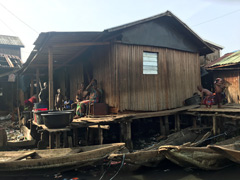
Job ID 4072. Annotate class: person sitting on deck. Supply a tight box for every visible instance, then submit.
[72,82,89,112]
[76,79,101,117]
[197,85,214,108]
[24,95,37,111]
[214,78,225,108]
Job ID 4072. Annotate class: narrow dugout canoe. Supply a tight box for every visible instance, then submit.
[0,143,125,174]
[159,145,232,170]
[208,143,240,164]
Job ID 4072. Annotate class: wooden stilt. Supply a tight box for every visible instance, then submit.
[98,124,103,145]
[63,131,68,148]
[73,128,78,146]
[49,132,53,149]
[159,117,165,135]
[86,127,89,145]
[175,114,180,131]
[55,132,60,148]
[68,136,73,147]
[213,113,217,135]
[119,122,124,142]
[125,121,133,152]
[193,116,197,128]
[164,116,169,135]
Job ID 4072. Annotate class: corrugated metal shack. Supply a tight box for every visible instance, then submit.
[21,11,213,112]
[0,35,24,112]
[206,50,240,104]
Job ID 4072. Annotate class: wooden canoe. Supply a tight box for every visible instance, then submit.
[208,143,240,164]
[109,128,212,170]
[159,145,232,170]
[0,143,125,174]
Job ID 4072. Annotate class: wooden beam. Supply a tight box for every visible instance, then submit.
[4,55,14,67]
[48,47,54,110]
[53,41,110,48]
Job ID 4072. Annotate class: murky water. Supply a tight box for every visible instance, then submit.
[1,159,239,180]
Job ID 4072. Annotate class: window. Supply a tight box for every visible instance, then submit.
[143,52,158,74]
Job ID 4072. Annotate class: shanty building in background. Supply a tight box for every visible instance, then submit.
[0,35,24,112]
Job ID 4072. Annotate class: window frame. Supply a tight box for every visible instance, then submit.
[143,51,158,75]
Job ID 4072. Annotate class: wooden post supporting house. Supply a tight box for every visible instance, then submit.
[30,77,34,97]
[120,121,133,152]
[48,47,54,110]
[193,116,197,128]
[36,68,40,101]
[98,124,103,145]
[164,116,169,135]
[159,117,165,135]
[213,113,217,135]
[175,114,180,132]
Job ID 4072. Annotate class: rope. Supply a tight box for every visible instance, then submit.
[109,154,125,180]
[99,154,125,180]
[99,158,113,180]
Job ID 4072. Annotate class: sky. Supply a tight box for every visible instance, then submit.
[0,0,239,62]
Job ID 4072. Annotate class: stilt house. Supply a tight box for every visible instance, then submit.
[21,11,213,112]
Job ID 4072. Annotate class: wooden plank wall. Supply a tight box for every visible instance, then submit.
[68,62,84,101]
[113,43,200,111]
[88,43,200,111]
[214,71,240,103]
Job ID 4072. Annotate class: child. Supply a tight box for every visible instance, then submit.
[214,78,224,108]
[197,85,214,108]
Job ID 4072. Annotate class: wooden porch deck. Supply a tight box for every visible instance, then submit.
[71,105,200,150]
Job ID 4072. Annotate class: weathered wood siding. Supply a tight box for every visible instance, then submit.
[68,63,84,101]
[89,43,200,111]
[214,71,240,104]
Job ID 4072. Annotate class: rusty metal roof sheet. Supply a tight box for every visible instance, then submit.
[207,50,240,68]
[0,35,24,47]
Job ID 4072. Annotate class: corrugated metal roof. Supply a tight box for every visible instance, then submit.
[207,50,240,68]
[205,52,234,68]
[0,35,24,47]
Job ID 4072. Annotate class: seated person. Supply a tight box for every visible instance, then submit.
[24,95,37,111]
[197,85,214,108]
[76,79,101,117]
[64,97,73,110]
